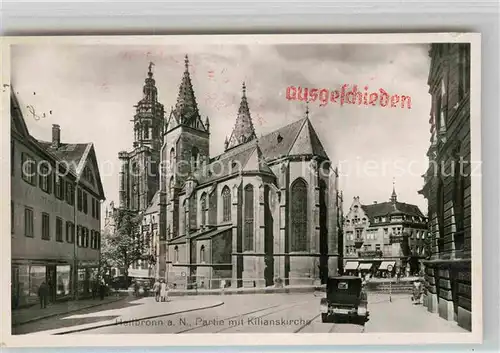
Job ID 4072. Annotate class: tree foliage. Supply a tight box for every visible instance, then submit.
[100,209,149,281]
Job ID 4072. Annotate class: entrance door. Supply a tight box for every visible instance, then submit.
[46,265,57,302]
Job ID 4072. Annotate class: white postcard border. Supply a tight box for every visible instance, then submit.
[0,32,482,347]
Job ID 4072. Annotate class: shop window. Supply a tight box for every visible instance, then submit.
[244,184,254,251]
[24,208,34,238]
[21,153,36,185]
[41,213,50,240]
[222,186,231,222]
[56,217,63,242]
[56,265,71,296]
[290,178,308,252]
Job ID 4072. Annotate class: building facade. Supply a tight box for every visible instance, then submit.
[419,43,472,331]
[106,56,343,288]
[343,186,428,278]
[11,90,106,308]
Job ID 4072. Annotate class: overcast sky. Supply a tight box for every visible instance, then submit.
[11,43,431,218]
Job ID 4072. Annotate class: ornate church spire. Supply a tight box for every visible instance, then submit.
[225,82,256,150]
[171,55,203,130]
[391,178,398,203]
[133,62,164,149]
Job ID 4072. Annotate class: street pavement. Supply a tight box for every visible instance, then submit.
[14,291,467,335]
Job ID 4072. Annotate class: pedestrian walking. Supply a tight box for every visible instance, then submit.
[220,279,226,296]
[99,278,106,300]
[152,279,161,302]
[159,279,168,302]
[38,281,49,309]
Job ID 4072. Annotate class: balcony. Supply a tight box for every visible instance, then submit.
[354,238,364,248]
[358,250,383,258]
[389,234,407,244]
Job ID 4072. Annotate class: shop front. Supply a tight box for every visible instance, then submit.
[343,261,359,276]
[11,261,74,309]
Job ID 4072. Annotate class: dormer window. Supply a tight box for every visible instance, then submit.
[277,134,283,143]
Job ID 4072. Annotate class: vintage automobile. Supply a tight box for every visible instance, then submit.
[320,276,368,324]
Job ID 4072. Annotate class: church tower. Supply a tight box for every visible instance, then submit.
[118,62,165,211]
[162,55,210,239]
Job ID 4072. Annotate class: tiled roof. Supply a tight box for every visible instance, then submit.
[37,141,90,174]
[193,141,273,185]
[259,117,329,161]
[361,201,425,220]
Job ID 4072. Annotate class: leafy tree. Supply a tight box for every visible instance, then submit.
[100,209,149,284]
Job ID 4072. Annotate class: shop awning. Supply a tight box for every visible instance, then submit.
[378,261,396,271]
[344,261,359,270]
[358,263,373,270]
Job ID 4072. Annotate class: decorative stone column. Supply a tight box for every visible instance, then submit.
[231,182,240,288]
[279,160,289,284]
[256,182,265,287]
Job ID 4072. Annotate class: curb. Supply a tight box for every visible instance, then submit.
[12,296,125,327]
[53,300,225,335]
[167,285,323,297]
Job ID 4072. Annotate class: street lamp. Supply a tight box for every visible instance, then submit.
[387,264,393,303]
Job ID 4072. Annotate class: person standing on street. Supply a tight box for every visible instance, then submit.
[38,281,49,309]
[159,279,168,302]
[152,279,161,302]
[99,278,106,300]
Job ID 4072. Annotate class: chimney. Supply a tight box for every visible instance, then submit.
[52,124,60,149]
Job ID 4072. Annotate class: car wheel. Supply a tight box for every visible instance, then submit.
[321,313,329,323]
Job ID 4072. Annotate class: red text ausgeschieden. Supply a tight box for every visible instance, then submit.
[285,85,412,109]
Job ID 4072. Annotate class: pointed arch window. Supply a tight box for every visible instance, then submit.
[244,184,254,251]
[200,245,206,263]
[222,186,231,222]
[200,193,207,226]
[169,148,175,167]
[209,190,217,224]
[192,147,200,169]
[174,246,179,263]
[291,178,308,252]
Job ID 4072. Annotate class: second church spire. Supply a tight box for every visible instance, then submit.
[225,82,256,150]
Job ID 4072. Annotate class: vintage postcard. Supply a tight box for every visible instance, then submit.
[1,33,482,347]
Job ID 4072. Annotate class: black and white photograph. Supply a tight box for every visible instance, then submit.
[2,34,481,346]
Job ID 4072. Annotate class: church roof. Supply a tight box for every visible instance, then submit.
[361,201,425,220]
[258,117,329,161]
[192,141,274,186]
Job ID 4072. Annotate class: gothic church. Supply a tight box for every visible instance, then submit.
[107,56,342,288]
